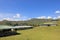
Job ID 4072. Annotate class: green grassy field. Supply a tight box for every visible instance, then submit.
[0,26,60,40]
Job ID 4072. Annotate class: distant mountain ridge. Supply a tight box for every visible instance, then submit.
[0,18,59,26]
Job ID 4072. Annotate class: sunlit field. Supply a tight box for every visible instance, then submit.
[0,26,60,40]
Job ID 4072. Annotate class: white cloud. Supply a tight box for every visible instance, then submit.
[3,17,22,21]
[16,13,20,18]
[53,17,57,19]
[55,10,60,14]
[36,17,41,19]
[13,13,21,18]
[1,13,29,21]
[36,16,53,19]
[28,18,32,20]
[37,16,46,19]
[57,16,60,18]
[47,16,52,19]
[3,18,14,21]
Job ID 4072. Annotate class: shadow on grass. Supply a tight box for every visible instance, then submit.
[0,31,20,37]
[0,27,33,37]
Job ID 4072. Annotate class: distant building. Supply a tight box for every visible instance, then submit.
[40,22,57,27]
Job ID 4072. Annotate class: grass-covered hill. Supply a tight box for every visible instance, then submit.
[0,26,60,40]
[0,18,54,26]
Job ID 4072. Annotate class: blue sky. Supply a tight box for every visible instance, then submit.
[0,0,60,21]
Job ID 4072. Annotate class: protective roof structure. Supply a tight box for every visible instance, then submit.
[0,25,33,30]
